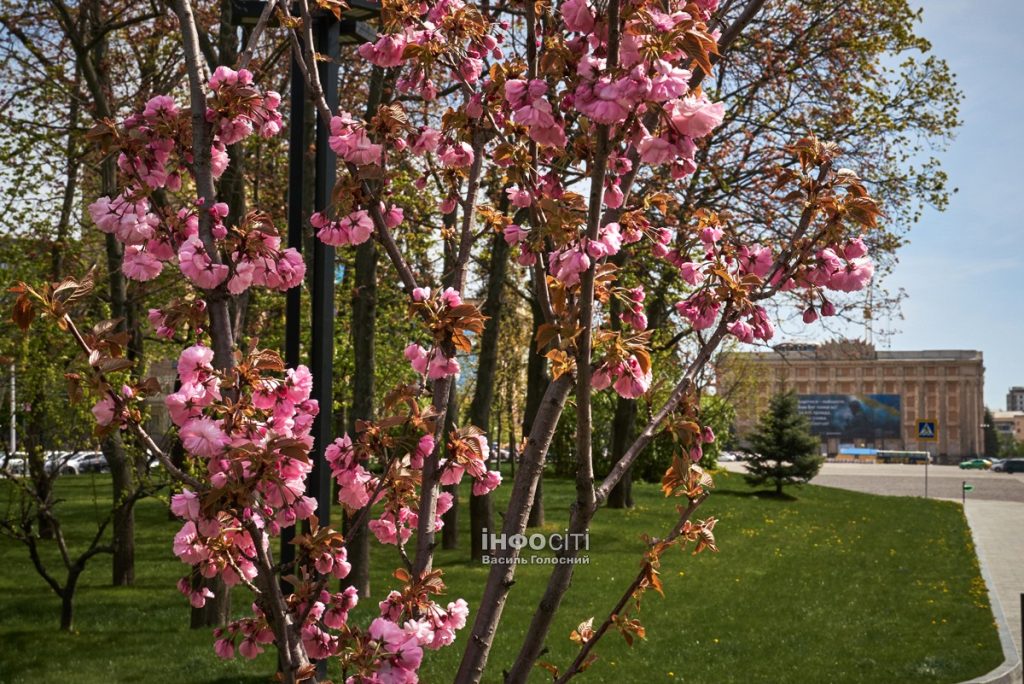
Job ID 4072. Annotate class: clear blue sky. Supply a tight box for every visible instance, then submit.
[868,1,1024,410]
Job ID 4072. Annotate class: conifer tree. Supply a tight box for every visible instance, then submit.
[744,392,823,495]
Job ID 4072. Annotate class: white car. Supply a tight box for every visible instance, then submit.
[2,453,27,476]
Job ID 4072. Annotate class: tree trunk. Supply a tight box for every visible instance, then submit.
[191,575,230,628]
[343,237,378,596]
[23,393,54,540]
[524,302,549,529]
[467,228,509,559]
[606,396,638,509]
[106,433,135,585]
[441,382,460,550]
[60,567,85,632]
[60,587,75,632]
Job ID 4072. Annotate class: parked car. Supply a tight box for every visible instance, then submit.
[2,453,27,476]
[958,458,992,470]
[62,451,108,475]
[718,451,738,462]
[993,458,1024,473]
[43,450,109,475]
[70,452,109,474]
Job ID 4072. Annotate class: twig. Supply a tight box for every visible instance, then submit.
[554,494,709,683]
[237,0,277,70]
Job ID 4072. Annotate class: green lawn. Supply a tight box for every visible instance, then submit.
[0,471,1003,683]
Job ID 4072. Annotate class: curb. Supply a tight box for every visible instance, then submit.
[960,510,1022,684]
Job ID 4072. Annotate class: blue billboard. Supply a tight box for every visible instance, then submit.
[797,394,901,439]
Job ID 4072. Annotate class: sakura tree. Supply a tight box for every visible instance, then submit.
[10,0,882,681]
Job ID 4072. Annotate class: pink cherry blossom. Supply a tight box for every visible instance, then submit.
[180,417,230,458]
[667,94,725,138]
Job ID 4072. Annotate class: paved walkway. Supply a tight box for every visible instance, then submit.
[962,499,1024,660]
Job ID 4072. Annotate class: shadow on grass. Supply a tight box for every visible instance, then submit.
[714,488,799,502]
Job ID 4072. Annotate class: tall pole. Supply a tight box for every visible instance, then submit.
[309,15,339,530]
[308,16,339,681]
[280,42,308,577]
[8,364,15,454]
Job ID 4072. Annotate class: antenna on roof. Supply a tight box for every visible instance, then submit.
[864,284,874,345]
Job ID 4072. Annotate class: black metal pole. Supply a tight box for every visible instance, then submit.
[285,51,305,371]
[309,16,339,681]
[310,14,339,531]
[279,42,307,578]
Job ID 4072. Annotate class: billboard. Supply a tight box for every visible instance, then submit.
[797,394,901,439]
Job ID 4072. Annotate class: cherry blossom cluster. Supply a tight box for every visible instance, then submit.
[439,430,502,497]
[87,66,299,303]
[325,430,454,547]
[591,355,653,400]
[666,216,874,343]
[212,608,277,660]
[402,286,470,381]
[165,344,321,579]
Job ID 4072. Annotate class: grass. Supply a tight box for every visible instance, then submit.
[0,471,1003,683]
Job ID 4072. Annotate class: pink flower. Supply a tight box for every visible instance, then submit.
[613,357,651,399]
[170,490,202,520]
[384,206,404,228]
[843,238,868,259]
[91,396,117,426]
[178,345,214,384]
[676,295,720,331]
[172,520,209,564]
[214,638,235,659]
[679,262,705,286]
[503,224,529,245]
[239,638,263,659]
[439,463,465,486]
[180,417,230,458]
[667,95,725,138]
[427,352,460,380]
[345,210,374,245]
[178,237,228,289]
[638,135,677,165]
[404,344,429,374]
[412,128,442,154]
[506,187,533,208]
[472,470,502,495]
[439,142,474,168]
[561,0,595,32]
[440,287,462,308]
[592,365,613,390]
[603,184,624,209]
[727,319,754,343]
[357,33,407,67]
[575,79,631,124]
[829,257,874,292]
[649,59,691,102]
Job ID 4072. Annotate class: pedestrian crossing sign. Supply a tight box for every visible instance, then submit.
[917,420,937,441]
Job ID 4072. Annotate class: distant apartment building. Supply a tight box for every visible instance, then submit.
[717,339,985,462]
[1007,387,1024,412]
[991,410,1024,442]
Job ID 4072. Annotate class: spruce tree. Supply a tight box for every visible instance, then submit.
[744,392,823,495]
